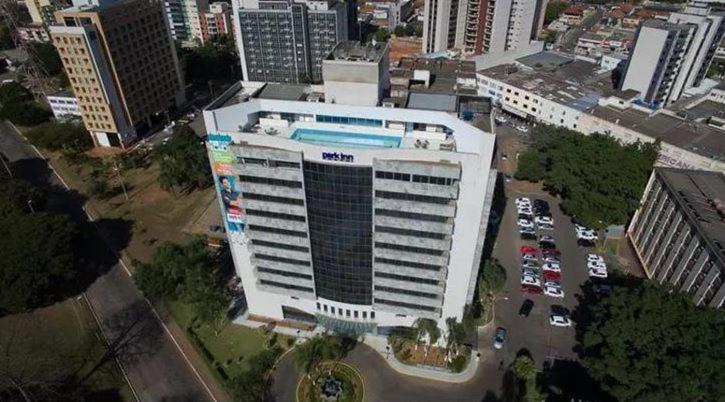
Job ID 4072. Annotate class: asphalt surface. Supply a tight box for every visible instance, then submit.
[0,121,213,402]
[489,122,593,367]
[272,343,505,402]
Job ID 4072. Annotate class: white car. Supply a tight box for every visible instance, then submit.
[549,314,572,327]
[544,286,565,298]
[586,254,604,264]
[577,232,597,240]
[516,125,529,133]
[544,256,560,264]
[587,260,607,270]
[542,262,561,272]
[588,268,608,278]
[538,223,554,231]
[517,219,534,229]
[522,268,539,278]
[521,253,537,261]
[521,275,541,287]
[515,197,531,207]
[521,261,539,269]
[535,216,554,225]
[539,235,555,243]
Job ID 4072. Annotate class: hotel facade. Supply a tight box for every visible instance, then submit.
[203,81,496,333]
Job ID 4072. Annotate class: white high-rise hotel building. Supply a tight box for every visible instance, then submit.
[202,45,496,334]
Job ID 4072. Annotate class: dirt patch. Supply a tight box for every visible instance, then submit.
[389,37,423,64]
[407,344,448,367]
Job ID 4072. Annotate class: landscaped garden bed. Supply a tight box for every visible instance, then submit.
[296,361,364,402]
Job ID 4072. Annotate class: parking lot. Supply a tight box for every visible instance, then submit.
[488,118,603,368]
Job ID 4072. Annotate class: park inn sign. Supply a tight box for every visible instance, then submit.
[322,152,354,162]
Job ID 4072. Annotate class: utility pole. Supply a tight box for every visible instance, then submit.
[112,159,129,200]
[0,154,12,177]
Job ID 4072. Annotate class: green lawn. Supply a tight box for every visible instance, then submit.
[0,298,131,400]
[168,300,290,379]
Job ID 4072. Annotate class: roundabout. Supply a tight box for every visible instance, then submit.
[296,360,365,402]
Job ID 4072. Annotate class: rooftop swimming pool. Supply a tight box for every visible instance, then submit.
[290,128,401,148]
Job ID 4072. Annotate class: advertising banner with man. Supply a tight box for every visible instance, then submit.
[217,175,245,232]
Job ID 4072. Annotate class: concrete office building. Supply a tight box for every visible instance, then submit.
[203,81,496,334]
[628,167,725,308]
[46,89,82,119]
[621,7,725,107]
[164,0,208,46]
[423,0,546,55]
[199,2,233,44]
[50,0,185,147]
[322,41,390,106]
[232,0,349,84]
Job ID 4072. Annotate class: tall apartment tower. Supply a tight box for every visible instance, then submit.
[423,0,546,54]
[232,0,349,84]
[50,0,185,147]
[199,2,233,44]
[164,0,209,46]
[202,80,497,335]
[621,7,724,107]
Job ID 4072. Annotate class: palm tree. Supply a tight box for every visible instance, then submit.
[293,335,342,379]
[511,355,545,402]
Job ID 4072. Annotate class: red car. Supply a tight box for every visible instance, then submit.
[520,245,539,255]
[521,284,543,294]
[543,271,561,281]
[541,248,561,257]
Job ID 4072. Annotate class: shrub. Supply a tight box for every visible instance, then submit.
[447,354,468,373]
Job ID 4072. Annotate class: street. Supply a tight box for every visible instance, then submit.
[0,121,216,402]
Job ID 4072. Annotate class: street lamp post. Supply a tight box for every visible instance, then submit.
[27,199,34,214]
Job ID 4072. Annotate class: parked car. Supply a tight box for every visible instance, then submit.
[542,249,561,257]
[518,218,534,229]
[588,268,608,278]
[586,254,604,264]
[522,268,539,278]
[544,286,565,298]
[520,231,537,240]
[592,283,613,295]
[542,262,561,272]
[515,197,531,207]
[493,327,507,349]
[543,271,561,281]
[549,314,572,327]
[539,240,557,250]
[521,275,542,287]
[535,216,554,226]
[521,260,539,269]
[543,255,560,264]
[521,253,538,262]
[519,299,534,317]
[521,284,543,294]
[495,116,508,125]
[537,223,554,231]
[587,260,607,270]
[520,245,538,255]
[516,125,529,133]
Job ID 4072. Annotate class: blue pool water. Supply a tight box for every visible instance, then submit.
[290,128,401,148]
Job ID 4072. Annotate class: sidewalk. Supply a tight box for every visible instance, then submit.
[362,335,481,383]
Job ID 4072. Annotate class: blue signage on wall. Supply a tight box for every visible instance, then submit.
[322,152,354,162]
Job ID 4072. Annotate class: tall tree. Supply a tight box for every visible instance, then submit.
[579,282,725,401]
[154,125,211,192]
[134,238,229,323]
[293,335,342,378]
[511,355,546,402]
[0,212,83,314]
[515,126,658,229]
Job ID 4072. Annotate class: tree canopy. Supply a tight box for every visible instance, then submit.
[0,206,83,315]
[293,335,342,376]
[153,124,212,192]
[26,121,93,152]
[511,355,547,402]
[515,126,658,229]
[579,281,725,401]
[0,82,51,126]
[181,35,238,84]
[134,237,229,323]
[30,42,63,76]
[544,1,569,24]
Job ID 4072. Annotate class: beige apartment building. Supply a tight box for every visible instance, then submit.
[50,0,185,147]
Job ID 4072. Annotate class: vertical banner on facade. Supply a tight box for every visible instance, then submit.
[208,133,245,232]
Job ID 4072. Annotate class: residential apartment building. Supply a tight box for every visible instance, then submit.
[199,1,233,43]
[17,25,51,43]
[164,0,208,46]
[202,80,496,334]
[423,0,546,55]
[232,0,349,83]
[369,0,413,30]
[620,7,725,107]
[628,167,725,308]
[50,0,185,147]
